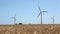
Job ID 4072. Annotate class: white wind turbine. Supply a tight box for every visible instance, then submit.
[37,6,48,24]
[51,16,55,24]
[12,14,16,24]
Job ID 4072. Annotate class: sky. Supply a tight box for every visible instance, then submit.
[0,0,60,24]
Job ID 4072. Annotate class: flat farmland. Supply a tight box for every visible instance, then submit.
[0,24,60,34]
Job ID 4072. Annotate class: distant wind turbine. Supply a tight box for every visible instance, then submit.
[37,6,48,24]
[51,16,55,24]
[12,14,16,24]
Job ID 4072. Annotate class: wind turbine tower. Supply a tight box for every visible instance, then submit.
[37,6,47,24]
[51,16,55,24]
[12,14,16,24]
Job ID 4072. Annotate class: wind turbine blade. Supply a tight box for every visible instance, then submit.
[12,17,14,19]
[38,6,41,12]
[42,11,48,13]
[14,18,16,21]
[51,17,53,20]
[37,12,41,17]
[53,16,55,18]
[14,14,16,17]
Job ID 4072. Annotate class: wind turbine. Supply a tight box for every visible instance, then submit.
[51,16,55,24]
[12,14,16,24]
[37,6,48,24]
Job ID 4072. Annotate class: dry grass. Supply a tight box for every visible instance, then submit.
[0,24,60,34]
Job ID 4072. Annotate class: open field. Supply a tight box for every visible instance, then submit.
[0,24,60,34]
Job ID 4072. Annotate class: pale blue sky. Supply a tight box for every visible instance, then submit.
[0,0,60,24]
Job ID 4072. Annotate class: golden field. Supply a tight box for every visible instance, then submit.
[0,24,60,34]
